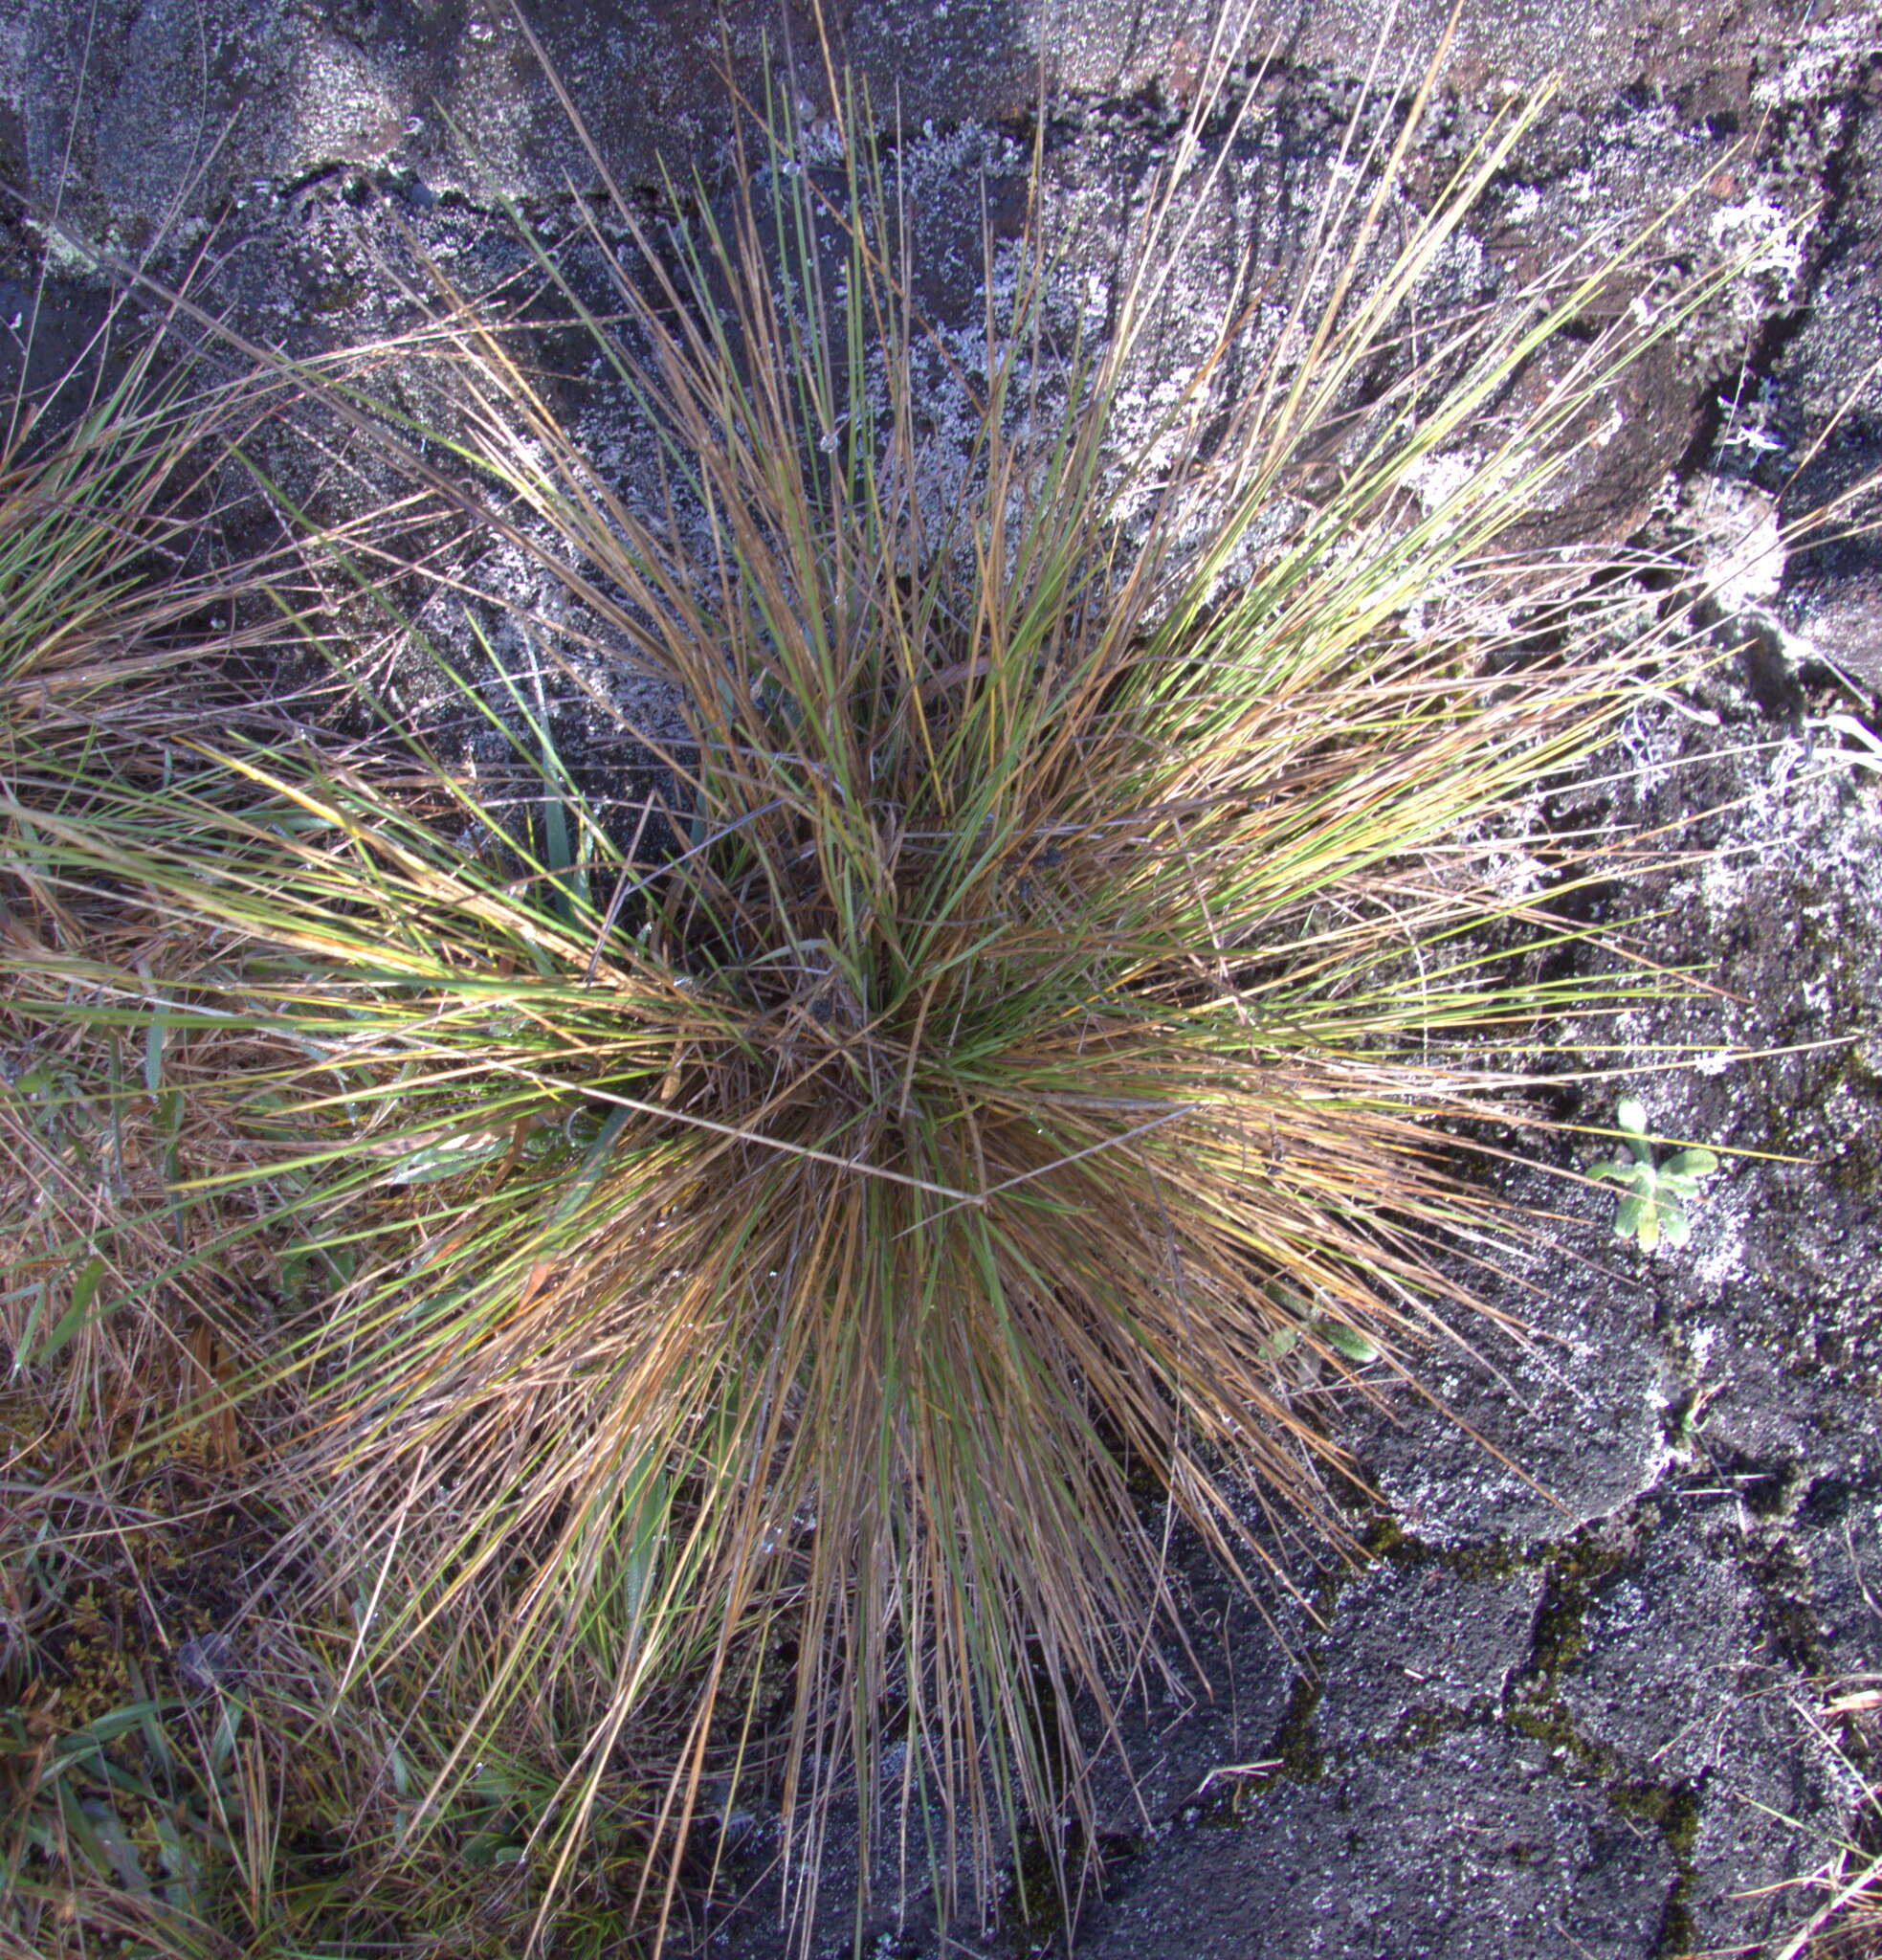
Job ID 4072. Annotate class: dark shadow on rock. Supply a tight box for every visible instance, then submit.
[1768,95,1882,699]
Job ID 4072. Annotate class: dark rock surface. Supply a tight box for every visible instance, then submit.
[1081,1726,1686,1960]
[1769,81,1882,701]
[3,0,1863,234]
[5,2,1879,1955]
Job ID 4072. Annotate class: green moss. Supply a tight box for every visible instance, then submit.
[1347,1501,1538,1587]
[1754,1025,1881,1198]
[1383,1704,1474,1753]
[1506,1702,1605,1774]
[1486,1521,1710,1960]
[1610,1781,1700,1954]
[1003,1819,1068,1938]
[45,1584,133,1731]
[1748,1541,1823,1674]
[1520,1529,1634,1695]
[1360,1513,1407,1562]
[1822,1048,1882,1198]
[1435,1537,1532,1586]
[308,275,366,317]
[1273,1674,1326,1783]
[1501,1712,1703,1956]
[998,1820,1142,1954]
[1610,1781,1699,1860]
[1505,1530,1647,1778]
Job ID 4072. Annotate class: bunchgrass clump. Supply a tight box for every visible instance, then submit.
[0,274,340,1422]
[6,29,1749,1949]
[0,259,593,1960]
[0,284,305,775]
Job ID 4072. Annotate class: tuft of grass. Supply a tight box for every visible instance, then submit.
[6,24,1754,1950]
[0,1433,658,1959]
[0,287,303,773]
[0,273,327,1460]
[0,246,660,1960]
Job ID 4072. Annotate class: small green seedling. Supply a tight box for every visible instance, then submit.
[1592,1099,1718,1251]
[1259,1281,1382,1366]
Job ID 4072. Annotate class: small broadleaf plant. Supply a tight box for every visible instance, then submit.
[1593,1099,1719,1250]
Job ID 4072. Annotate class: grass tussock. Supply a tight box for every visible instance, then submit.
[3,24,1756,1954]
[0,277,649,1957]
[0,286,321,773]
[0,276,351,1433]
